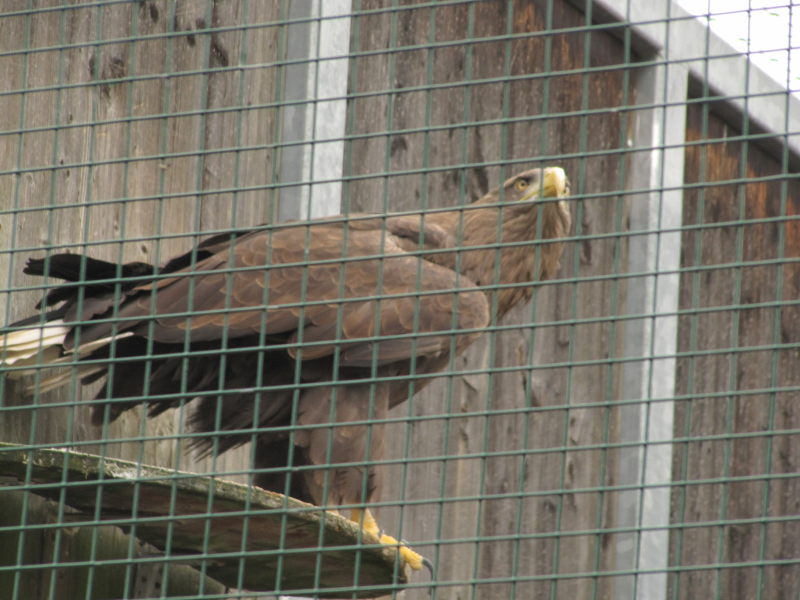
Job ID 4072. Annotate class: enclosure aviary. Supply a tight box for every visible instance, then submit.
[1,166,571,572]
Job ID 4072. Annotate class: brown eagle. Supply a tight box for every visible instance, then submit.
[1,167,571,569]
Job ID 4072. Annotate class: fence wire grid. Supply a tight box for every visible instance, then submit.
[1,1,798,599]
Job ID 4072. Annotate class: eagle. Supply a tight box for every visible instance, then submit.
[0,166,571,570]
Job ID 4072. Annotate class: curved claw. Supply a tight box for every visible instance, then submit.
[421,555,435,577]
[399,537,434,576]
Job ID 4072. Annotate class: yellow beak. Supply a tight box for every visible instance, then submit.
[541,167,569,198]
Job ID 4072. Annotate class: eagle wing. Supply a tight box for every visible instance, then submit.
[70,219,489,368]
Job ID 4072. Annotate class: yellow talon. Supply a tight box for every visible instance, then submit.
[376,531,424,571]
[350,509,425,571]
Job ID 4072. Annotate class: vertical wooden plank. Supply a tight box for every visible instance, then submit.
[672,103,800,599]
[0,1,281,597]
[80,0,179,468]
[0,3,123,594]
[347,2,634,598]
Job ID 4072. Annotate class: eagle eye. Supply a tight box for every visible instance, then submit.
[514,178,529,192]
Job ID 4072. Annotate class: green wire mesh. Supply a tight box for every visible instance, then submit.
[1,1,798,599]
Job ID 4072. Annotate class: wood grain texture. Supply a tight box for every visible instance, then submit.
[0,1,281,596]
[673,101,800,600]
[348,2,634,598]
[0,442,407,597]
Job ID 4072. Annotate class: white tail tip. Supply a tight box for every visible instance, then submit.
[0,321,69,367]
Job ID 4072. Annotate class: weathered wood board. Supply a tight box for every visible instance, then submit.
[0,1,282,595]
[0,442,408,597]
[673,101,800,600]
[348,2,635,598]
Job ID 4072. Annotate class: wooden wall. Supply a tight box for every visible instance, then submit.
[673,101,800,599]
[0,1,281,596]
[348,1,634,599]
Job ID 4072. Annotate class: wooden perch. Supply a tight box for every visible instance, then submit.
[0,442,408,598]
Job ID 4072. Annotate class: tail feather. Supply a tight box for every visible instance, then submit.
[24,254,154,309]
[24,254,153,283]
[0,321,69,366]
[71,331,134,358]
[24,364,103,394]
[2,346,63,379]
[1,317,132,379]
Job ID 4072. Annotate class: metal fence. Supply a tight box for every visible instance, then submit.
[1,1,798,599]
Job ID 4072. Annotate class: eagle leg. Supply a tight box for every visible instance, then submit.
[349,508,425,571]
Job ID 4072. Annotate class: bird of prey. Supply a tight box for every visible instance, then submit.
[0,166,571,570]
